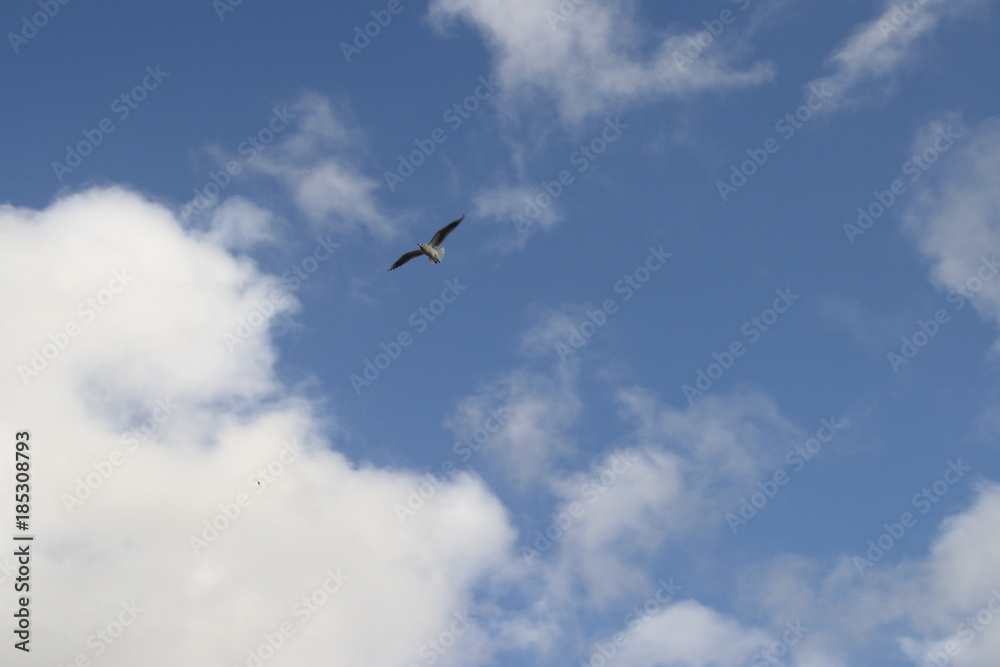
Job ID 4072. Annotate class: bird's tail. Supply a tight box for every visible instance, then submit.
[433,247,445,262]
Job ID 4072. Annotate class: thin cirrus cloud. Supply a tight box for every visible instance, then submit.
[807,0,988,112]
[427,0,776,124]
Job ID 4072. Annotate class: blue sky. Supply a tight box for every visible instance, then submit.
[2,1,1000,666]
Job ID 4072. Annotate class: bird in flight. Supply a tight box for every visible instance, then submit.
[388,215,465,271]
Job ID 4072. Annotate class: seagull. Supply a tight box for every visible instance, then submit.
[388,215,465,271]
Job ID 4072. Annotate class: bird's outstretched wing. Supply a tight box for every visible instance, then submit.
[389,249,423,271]
[429,215,465,248]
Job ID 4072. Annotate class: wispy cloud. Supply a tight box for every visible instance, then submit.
[902,115,1000,345]
[198,196,277,250]
[807,0,987,112]
[473,184,564,249]
[428,0,774,124]
[445,362,581,485]
[242,93,396,238]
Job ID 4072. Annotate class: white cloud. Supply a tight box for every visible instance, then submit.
[569,480,1000,667]
[715,483,1000,667]
[615,600,772,667]
[518,304,592,357]
[616,386,802,483]
[428,0,774,123]
[808,0,987,112]
[533,388,807,606]
[896,123,1000,663]
[451,339,814,609]
[0,187,286,403]
[200,196,277,250]
[0,187,512,666]
[473,184,564,249]
[897,486,1000,667]
[896,117,1000,664]
[7,186,1000,667]
[548,446,687,603]
[249,93,395,238]
[902,116,1000,344]
[289,160,386,230]
[858,471,1000,665]
[444,363,581,485]
[193,92,395,239]
[923,483,1000,613]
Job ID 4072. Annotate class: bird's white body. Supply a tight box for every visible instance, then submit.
[418,243,444,263]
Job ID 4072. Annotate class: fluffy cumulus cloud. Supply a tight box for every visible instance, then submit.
[6,186,1000,667]
[446,316,825,644]
[808,0,988,111]
[448,310,1000,665]
[0,187,511,666]
[897,484,1000,667]
[427,0,774,123]
[542,446,686,604]
[530,388,811,607]
[614,600,774,667]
